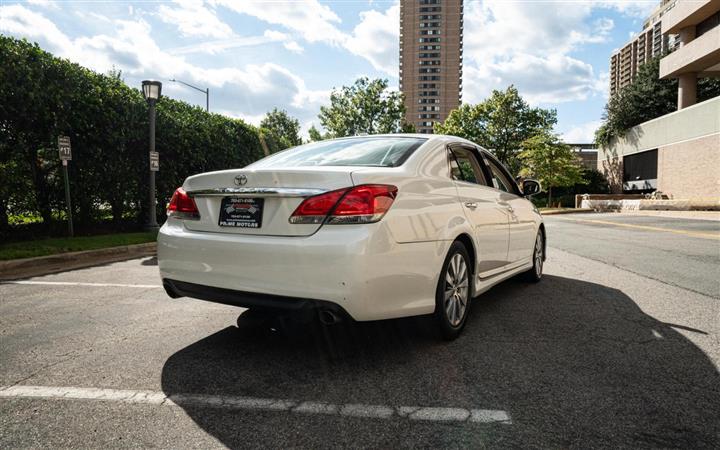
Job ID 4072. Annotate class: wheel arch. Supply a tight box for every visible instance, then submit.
[453,233,477,277]
[538,223,547,261]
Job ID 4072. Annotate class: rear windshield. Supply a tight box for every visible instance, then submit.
[248,137,427,168]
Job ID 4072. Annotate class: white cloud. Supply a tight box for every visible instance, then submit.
[462,0,618,105]
[0,4,73,53]
[214,0,346,45]
[167,30,289,55]
[158,0,232,39]
[0,4,326,127]
[593,0,657,18]
[562,120,603,143]
[283,40,304,54]
[344,3,399,75]
[465,54,602,105]
[215,0,400,76]
[26,0,58,9]
[75,11,112,23]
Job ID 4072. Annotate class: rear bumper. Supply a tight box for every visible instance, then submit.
[157,218,447,321]
[163,278,352,319]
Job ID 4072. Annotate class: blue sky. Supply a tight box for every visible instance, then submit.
[0,0,659,141]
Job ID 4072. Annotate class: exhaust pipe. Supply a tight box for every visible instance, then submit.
[318,309,342,325]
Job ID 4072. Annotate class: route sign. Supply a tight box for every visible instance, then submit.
[58,136,72,162]
[150,151,159,172]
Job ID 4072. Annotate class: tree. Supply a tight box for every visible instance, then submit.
[307,125,326,142]
[260,108,302,148]
[595,56,720,146]
[435,86,556,174]
[0,35,268,237]
[519,131,585,207]
[318,77,413,137]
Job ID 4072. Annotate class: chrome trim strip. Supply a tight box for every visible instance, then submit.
[186,187,327,198]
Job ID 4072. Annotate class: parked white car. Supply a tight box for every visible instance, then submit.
[158,134,544,339]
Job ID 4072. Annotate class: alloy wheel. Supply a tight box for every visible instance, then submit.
[444,253,469,327]
[534,233,544,278]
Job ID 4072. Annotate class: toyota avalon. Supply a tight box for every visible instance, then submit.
[158,134,545,339]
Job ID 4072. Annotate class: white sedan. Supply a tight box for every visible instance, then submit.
[158,134,545,339]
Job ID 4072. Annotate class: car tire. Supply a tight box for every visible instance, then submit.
[236,309,273,332]
[435,241,472,341]
[523,230,544,283]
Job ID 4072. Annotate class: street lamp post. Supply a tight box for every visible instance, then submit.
[142,80,162,231]
[170,78,209,112]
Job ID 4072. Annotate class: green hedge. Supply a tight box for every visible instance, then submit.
[0,36,276,238]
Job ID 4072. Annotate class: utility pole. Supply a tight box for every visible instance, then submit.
[170,78,209,112]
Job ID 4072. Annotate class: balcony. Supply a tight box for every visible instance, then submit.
[662,0,718,34]
[659,25,720,78]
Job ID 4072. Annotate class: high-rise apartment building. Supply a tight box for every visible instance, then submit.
[399,0,463,134]
[609,0,677,97]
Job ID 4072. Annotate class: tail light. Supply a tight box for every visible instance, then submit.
[290,184,397,225]
[167,187,200,220]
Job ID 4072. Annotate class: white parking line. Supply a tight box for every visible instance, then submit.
[0,385,512,424]
[1,281,162,288]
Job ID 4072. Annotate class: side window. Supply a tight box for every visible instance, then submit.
[448,148,487,185]
[485,157,516,193]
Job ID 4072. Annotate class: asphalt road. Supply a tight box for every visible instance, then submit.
[544,213,720,298]
[1,213,719,448]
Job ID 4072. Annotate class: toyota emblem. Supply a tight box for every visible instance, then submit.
[234,174,247,186]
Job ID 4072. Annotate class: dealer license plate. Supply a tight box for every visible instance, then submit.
[218,197,263,228]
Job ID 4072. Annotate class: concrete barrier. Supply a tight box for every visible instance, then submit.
[580,198,720,212]
[0,242,157,281]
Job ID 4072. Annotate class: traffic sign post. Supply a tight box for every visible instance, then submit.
[58,136,74,237]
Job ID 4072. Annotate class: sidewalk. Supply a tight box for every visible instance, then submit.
[613,210,720,221]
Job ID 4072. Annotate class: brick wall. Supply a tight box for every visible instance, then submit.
[658,133,720,198]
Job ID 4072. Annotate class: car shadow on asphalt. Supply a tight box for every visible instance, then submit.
[160,275,720,448]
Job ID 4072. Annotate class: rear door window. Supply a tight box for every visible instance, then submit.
[448,147,487,185]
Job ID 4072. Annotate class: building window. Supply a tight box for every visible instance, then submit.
[623,149,658,192]
[697,11,720,37]
[418,37,441,43]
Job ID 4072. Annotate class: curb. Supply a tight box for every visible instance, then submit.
[540,208,594,216]
[0,242,157,281]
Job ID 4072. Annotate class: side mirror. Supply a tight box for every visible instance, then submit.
[522,179,542,197]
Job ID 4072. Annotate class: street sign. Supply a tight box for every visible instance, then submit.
[149,151,159,171]
[57,135,73,237]
[58,135,72,162]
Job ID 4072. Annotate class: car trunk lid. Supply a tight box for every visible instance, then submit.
[182,167,355,236]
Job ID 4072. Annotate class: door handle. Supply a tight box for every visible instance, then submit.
[496,201,514,213]
[464,202,478,209]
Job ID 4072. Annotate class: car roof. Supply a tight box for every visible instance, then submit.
[325,133,486,150]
